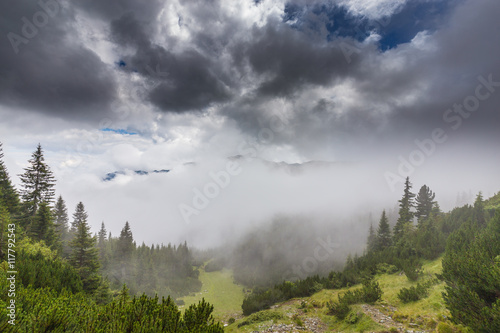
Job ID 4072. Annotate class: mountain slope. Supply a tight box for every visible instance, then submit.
[225,257,466,332]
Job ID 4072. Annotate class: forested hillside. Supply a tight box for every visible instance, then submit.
[239,178,500,332]
[0,142,223,332]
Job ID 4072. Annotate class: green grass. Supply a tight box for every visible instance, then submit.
[179,268,244,321]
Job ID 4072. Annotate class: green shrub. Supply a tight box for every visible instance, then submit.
[237,311,283,328]
[361,280,383,304]
[292,314,304,327]
[228,317,235,324]
[397,283,428,303]
[326,299,351,320]
[436,321,454,333]
[344,311,361,324]
[376,263,399,274]
[401,259,422,281]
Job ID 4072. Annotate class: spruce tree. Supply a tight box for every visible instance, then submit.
[393,177,415,242]
[97,222,108,268]
[376,210,392,250]
[473,192,486,227]
[69,202,100,293]
[118,221,134,259]
[53,195,69,239]
[0,142,20,215]
[98,222,107,248]
[71,201,89,235]
[366,223,376,252]
[19,144,56,219]
[31,202,57,248]
[415,185,436,225]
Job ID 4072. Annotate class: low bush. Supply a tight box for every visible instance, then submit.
[237,311,283,328]
[326,299,351,320]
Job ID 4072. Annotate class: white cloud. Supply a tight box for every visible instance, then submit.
[338,0,407,19]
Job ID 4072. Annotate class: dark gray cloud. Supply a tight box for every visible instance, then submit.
[109,12,233,112]
[239,22,361,97]
[0,0,116,120]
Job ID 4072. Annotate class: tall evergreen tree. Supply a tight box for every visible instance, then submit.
[0,142,20,215]
[473,192,486,227]
[19,144,56,219]
[118,221,134,259]
[415,185,436,225]
[53,195,69,239]
[366,223,376,252]
[376,210,392,250]
[98,222,107,248]
[393,177,415,242]
[97,222,108,268]
[69,202,100,293]
[70,201,89,235]
[31,202,57,248]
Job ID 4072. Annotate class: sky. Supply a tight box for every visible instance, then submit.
[1,0,499,247]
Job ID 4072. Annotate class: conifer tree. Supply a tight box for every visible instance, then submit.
[366,223,376,252]
[97,222,108,268]
[70,201,89,235]
[376,210,392,250]
[415,185,436,225]
[69,202,100,293]
[53,195,69,239]
[31,202,57,248]
[473,192,486,227]
[98,222,107,248]
[393,177,415,242]
[118,221,134,259]
[19,144,56,219]
[0,142,20,215]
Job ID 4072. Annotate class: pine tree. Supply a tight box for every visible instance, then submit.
[0,142,20,215]
[376,210,392,250]
[69,202,100,293]
[393,177,415,242]
[70,202,89,235]
[473,192,486,227]
[53,195,69,239]
[415,185,436,225]
[19,144,56,219]
[118,221,134,259]
[97,222,108,269]
[98,222,107,248]
[31,202,57,248]
[366,223,376,252]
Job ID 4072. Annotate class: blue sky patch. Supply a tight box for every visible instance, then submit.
[101,128,138,135]
[283,0,456,50]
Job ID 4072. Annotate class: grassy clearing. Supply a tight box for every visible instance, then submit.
[179,268,244,321]
[376,257,449,321]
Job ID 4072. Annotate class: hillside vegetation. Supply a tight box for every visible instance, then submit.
[224,257,464,332]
